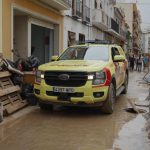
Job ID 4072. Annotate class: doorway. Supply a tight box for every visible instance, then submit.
[31,24,54,64]
[13,9,55,64]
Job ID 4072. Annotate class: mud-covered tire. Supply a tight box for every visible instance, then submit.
[122,73,128,94]
[101,83,116,114]
[39,102,53,110]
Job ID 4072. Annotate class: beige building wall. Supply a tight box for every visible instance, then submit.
[0,0,2,55]
[117,3,133,35]
[2,0,64,59]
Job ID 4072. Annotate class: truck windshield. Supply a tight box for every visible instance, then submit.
[58,46,109,61]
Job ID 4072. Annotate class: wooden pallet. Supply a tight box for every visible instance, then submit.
[0,71,27,116]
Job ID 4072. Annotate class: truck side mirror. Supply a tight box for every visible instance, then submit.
[51,56,58,61]
[113,55,125,62]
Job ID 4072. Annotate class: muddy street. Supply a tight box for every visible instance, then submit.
[0,72,150,150]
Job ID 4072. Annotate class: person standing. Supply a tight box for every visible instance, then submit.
[137,55,143,72]
[143,55,149,71]
[129,54,135,71]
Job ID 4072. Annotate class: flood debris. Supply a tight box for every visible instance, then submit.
[125,98,147,114]
[124,107,147,114]
[135,104,149,107]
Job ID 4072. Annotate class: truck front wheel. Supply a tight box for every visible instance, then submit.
[39,102,53,111]
[101,83,116,114]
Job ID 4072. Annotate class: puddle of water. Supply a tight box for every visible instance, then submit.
[113,114,150,150]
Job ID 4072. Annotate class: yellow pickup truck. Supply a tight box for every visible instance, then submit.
[34,43,128,113]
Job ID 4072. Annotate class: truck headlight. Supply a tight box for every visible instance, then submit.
[35,70,44,83]
[92,71,106,85]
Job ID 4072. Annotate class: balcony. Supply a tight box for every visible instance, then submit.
[111,18,119,33]
[107,18,126,41]
[92,9,108,30]
[72,0,82,19]
[30,0,71,11]
[82,5,90,24]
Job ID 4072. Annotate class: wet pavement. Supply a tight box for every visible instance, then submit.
[0,71,150,150]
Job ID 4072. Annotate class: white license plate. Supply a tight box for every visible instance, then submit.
[53,87,75,93]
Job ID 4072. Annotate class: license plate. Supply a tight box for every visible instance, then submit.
[53,87,75,93]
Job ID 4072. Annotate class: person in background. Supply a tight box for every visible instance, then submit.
[143,55,149,71]
[137,55,143,72]
[129,54,135,71]
[135,55,139,71]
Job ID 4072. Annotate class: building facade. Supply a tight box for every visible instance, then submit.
[117,3,141,54]
[142,31,150,54]
[1,0,129,63]
[64,0,106,49]
[133,6,141,53]
[2,0,71,64]
[63,0,126,49]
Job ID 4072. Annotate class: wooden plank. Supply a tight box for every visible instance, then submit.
[8,95,14,105]
[10,95,19,102]
[2,81,11,86]
[0,71,11,78]
[4,100,28,115]
[0,77,13,88]
[0,95,8,101]
[0,80,4,88]
[0,86,20,97]
[2,99,10,106]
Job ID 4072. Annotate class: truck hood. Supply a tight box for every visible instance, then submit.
[39,60,108,72]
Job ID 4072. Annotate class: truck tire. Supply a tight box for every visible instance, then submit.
[101,83,116,114]
[122,73,128,94]
[39,102,53,110]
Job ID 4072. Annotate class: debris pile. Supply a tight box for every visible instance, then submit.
[0,71,27,119]
[0,56,39,122]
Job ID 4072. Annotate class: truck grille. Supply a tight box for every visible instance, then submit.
[44,71,88,87]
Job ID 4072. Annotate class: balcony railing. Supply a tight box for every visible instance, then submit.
[82,5,90,24]
[107,18,126,41]
[72,0,82,19]
[92,9,108,30]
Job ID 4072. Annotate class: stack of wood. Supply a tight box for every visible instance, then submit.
[0,71,27,116]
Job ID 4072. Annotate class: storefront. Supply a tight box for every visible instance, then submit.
[2,0,69,63]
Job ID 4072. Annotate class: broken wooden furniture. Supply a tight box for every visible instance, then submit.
[0,71,27,116]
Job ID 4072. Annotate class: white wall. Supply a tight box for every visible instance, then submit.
[0,0,2,54]
[117,4,133,35]
[63,0,108,49]
[64,16,90,49]
[144,33,150,53]
[64,16,104,49]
